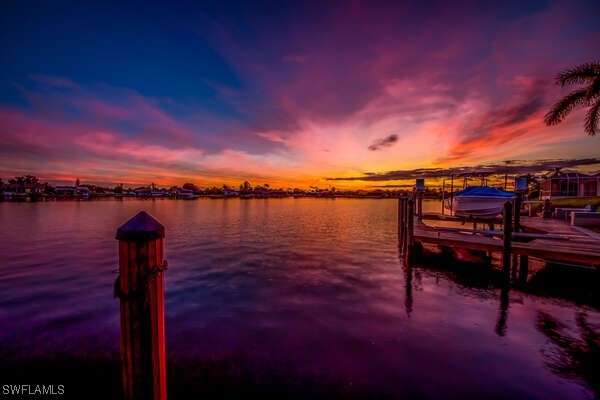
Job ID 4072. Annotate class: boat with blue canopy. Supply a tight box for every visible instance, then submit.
[446,186,515,219]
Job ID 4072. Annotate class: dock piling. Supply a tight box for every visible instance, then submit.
[514,193,522,233]
[398,197,405,238]
[407,199,415,250]
[518,255,529,285]
[502,201,513,275]
[403,198,415,263]
[116,211,167,400]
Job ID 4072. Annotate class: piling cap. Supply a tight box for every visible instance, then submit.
[116,211,165,242]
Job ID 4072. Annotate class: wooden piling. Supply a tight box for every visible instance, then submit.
[502,201,513,274]
[441,180,445,215]
[511,254,518,282]
[403,197,409,251]
[518,255,529,285]
[449,175,454,213]
[406,199,415,264]
[514,193,522,233]
[398,196,405,243]
[407,200,414,248]
[116,211,167,400]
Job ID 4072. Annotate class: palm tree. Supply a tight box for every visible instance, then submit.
[544,61,600,136]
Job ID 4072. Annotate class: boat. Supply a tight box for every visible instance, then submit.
[177,188,195,199]
[446,186,515,219]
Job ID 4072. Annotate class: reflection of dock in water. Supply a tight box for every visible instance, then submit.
[396,192,600,397]
[398,194,600,338]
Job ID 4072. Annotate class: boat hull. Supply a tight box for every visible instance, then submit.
[450,196,512,219]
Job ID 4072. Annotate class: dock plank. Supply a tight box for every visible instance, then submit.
[410,214,600,266]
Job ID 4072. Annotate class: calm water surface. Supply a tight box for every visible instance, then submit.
[0,199,598,399]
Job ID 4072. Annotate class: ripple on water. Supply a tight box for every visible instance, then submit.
[0,199,597,399]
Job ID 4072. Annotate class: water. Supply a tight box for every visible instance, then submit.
[0,199,598,399]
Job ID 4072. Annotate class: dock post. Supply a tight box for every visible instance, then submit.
[404,199,415,263]
[518,255,529,285]
[514,193,522,233]
[441,180,445,215]
[407,199,415,250]
[417,194,423,221]
[449,175,454,213]
[115,211,167,400]
[402,196,412,251]
[398,196,405,242]
[502,201,513,275]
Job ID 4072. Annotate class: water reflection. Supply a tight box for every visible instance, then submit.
[398,242,413,317]
[0,199,598,399]
[537,311,600,396]
[527,263,599,308]
[495,284,509,337]
[401,233,599,397]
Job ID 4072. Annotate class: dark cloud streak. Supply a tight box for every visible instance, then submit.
[368,134,398,151]
[326,158,600,181]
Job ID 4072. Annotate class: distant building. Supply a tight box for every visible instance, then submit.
[134,187,151,197]
[176,187,194,199]
[222,188,239,197]
[540,171,600,199]
[55,185,90,197]
[76,186,90,198]
[55,186,76,196]
[3,183,47,194]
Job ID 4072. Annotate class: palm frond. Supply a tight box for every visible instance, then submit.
[544,88,588,126]
[584,98,600,136]
[555,61,600,87]
[585,76,600,100]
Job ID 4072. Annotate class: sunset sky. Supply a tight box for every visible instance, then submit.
[1,0,598,188]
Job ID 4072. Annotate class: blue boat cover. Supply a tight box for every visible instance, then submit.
[453,186,515,198]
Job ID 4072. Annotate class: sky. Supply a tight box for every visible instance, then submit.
[0,0,598,188]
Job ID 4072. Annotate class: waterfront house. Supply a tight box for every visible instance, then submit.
[134,187,151,197]
[3,183,46,194]
[55,186,76,196]
[54,185,91,197]
[2,183,47,197]
[222,188,239,197]
[176,187,195,199]
[76,186,90,198]
[539,171,599,199]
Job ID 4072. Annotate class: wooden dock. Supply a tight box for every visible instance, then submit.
[398,196,600,268]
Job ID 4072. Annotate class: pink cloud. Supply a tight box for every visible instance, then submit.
[2,1,599,187]
[0,103,314,187]
[200,0,598,177]
[14,79,202,149]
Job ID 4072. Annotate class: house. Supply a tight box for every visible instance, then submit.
[539,171,600,199]
[134,187,151,197]
[76,186,90,198]
[176,187,195,199]
[55,185,90,197]
[3,183,47,195]
[222,188,239,197]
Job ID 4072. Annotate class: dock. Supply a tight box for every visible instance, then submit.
[398,196,600,268]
